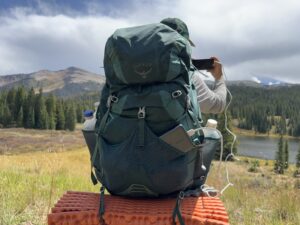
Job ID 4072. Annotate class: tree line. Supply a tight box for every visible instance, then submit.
[2,84,300,138]
[0,86,96,131]
[229,85,300,137]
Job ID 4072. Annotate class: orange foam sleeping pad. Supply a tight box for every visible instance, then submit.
[48,191,229,225]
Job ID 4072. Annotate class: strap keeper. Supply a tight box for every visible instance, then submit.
[111,95,118,103]
[172,90,182,98]
[106,95,118,108]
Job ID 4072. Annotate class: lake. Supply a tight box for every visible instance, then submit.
[237,135,300,163]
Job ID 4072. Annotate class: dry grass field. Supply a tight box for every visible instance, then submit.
[0,127,86,154]
[0,128,300,225]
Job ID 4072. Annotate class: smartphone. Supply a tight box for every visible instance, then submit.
[160,125,194,153]
[192,58,214,70]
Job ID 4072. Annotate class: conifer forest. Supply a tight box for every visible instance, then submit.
[1,84,300,137]
[0,86,97,131]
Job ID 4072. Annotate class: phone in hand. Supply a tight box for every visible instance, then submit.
[192,58,214,70]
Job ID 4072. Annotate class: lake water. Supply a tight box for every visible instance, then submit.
[237,135,300,163]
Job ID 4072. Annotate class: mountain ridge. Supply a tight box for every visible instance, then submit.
[0,67,105,97]
[1,68,299,97]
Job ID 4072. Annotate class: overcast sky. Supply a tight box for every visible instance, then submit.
[0,0,300,82]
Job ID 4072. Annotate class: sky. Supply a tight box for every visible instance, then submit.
[0,0,300,83]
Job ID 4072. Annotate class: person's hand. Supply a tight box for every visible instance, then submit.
[207,56,223,80]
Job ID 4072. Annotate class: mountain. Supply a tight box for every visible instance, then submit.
[1,67,297,98]
[226,79,295,88]
[224,80,262,87]
[250,76,289,86]
[0,67,105,97]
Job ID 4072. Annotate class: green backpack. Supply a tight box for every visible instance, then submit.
[92,23,217,197]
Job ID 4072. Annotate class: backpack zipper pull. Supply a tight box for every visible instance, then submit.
[137,107,146,147]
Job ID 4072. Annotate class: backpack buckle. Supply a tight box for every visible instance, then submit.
[106,95,118,107]
[138,107,146,119]
[111,96,118,103]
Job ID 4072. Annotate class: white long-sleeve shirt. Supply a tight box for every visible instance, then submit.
[192,74,227,114]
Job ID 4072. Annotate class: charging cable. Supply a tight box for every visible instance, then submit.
[194,61,237,195]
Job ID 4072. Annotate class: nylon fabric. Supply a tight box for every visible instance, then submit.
[92,22,219,197]
[104,23,191,90]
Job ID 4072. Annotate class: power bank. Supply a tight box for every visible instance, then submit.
[159,124,195,152]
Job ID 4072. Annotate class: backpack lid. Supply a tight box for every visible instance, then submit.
[104,22,192,89]
[160,17,195,47]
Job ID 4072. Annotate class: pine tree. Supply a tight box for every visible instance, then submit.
[24,88,35,128]
[15,86,26,121]
[16,107,24,127]
[34,88,41,128]
[0,100,4,126]
[76,104,84,123]
[65,103,76,131]
[56,100,65,130]
[296,144,300,169]
[46,94,56,129]
[2,104,12,127]
[34,88,48,129]
[27,107,35,128]
[6,88,16,121]
[40,105,49,129]
[274,135,284,174]
[284,140,289,169]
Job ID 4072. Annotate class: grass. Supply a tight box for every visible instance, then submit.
[207,158,300,225]
[0,128,300,225]
[232,126,300,140]
[0,148,99,225]
[0,127,85,154]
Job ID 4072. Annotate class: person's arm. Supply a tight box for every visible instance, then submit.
[192,57,227,114]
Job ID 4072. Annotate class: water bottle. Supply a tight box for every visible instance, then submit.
[198,119,222,183]
[202,119,221,140]
[83,110,96,131]
[82,109,97,157]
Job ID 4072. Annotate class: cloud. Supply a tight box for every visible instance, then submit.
[0,9,132,75]
[0,0,300,83]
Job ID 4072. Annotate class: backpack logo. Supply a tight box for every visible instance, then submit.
[134,63,152,78]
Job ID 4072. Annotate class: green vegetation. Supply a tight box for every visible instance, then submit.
[2,84,300,137]
[284,140,289,169]
[1,147,300,225]
[248,159,260,173]
[0,86,96,130]
[229,85,300,137]
[217,113,237,160]
[1,84,300,224]
[274,135,291,174]
[0,149,99,225]
[274,135,285,174]
[208,158,300,225]
[297,145,300,169]
[294,145,300,177]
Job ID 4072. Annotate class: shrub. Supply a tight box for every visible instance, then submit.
[248,160,260,173]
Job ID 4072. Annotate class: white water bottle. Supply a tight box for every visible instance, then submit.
[203,119,221,139]
[83,110,96,131]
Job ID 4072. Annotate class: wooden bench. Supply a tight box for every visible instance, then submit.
[48,191,229,225]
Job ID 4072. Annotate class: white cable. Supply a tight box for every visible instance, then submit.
[192,61,237,195]
[219,66,236,194]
